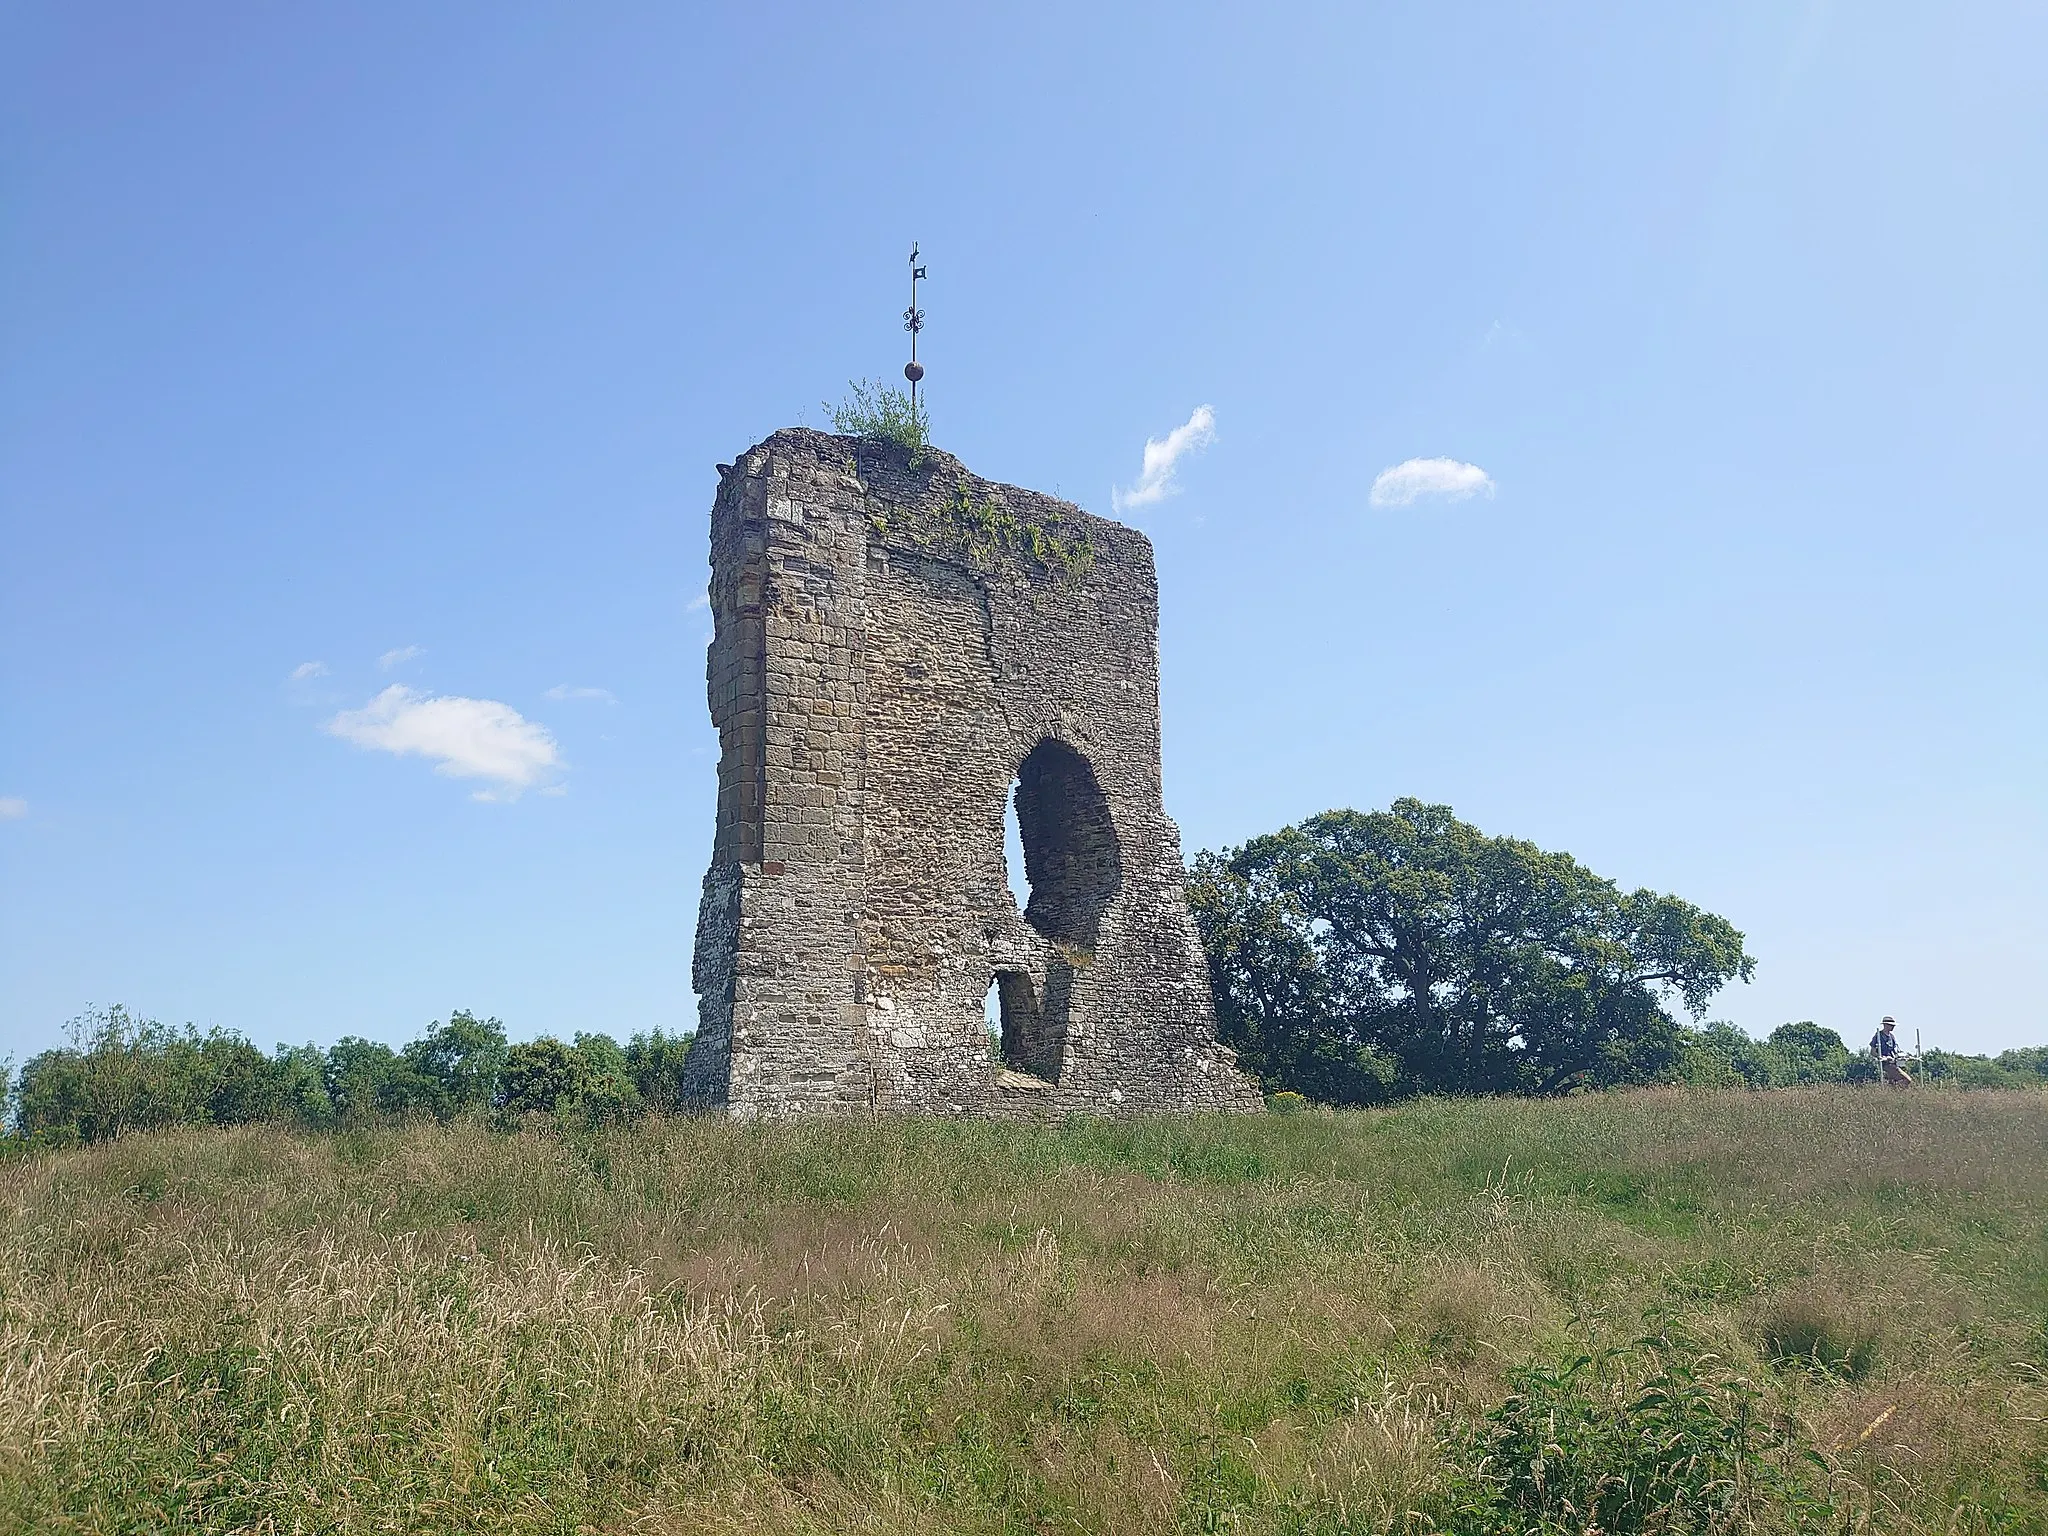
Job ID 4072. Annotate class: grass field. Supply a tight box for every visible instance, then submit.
[2,1089,2045,1533]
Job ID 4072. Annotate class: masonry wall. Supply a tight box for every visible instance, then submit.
[680,429,1259,1118]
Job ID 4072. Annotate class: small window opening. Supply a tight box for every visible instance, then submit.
[985,970,1053,1080]
[1002,780,1030,913]
[983,977,1003,1062]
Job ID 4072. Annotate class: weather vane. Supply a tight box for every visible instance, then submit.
[903,243,927,409]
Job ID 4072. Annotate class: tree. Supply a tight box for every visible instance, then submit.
[623,1030,694,1112]
[499,1036,589,1116]
[1762,1022,1855,1085]
[1188,799,1755,1101]
[15,1007,204,1142]
[1993,1045,2048,1082]
[1674,1021,1764,1087]
[570,1033,644,1123]
[322,1037,420,1123]
[400,1010,508,1120]
[269,1044,336,1128]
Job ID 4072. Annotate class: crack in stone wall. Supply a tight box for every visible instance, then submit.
[680,429,1260,1119]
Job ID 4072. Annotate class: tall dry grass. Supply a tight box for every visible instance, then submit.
[0,1087,2043,1532]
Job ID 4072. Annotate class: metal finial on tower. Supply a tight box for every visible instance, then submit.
[903,243,927,408]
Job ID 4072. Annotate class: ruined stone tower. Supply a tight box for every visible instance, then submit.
[680,429,1258,1118]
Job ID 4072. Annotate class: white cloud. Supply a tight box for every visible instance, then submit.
[544,684,616,703]
[0,797,26,821]
[289,660,328,681]
[686,592,709,612]
[378,645,424,671]
[325,686,562,801]
[1368,457,1496,508]
[1111,404,1216,514]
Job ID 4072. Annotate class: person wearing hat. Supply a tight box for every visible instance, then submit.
[1870,1016,1912,1085]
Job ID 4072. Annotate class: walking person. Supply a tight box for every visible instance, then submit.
[1870,1016,1912,1086]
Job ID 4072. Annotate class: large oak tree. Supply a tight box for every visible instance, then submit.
[1188,799,1754,1102]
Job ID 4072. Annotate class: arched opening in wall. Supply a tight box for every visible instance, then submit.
[1012,738,1120,951]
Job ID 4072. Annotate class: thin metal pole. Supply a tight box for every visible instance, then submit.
[904,243,926,416]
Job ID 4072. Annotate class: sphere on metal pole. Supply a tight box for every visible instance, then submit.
[904,243,927,410]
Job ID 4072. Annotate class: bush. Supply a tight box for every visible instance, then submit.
[623,1029,694,1112]
[14,1008,288,1142]
[400,1011,508,1120]
[498,1037,589,1116]
[269,1044,335,1129]
[1671,1022,2044,1094]
[322,1036,414,1124]
[829,378,929,461]
[570,1033,643,1124]
[3,1006,708,1144]
[1921,1048,2037,1088]
[16,1007,189,1141]
[1763,1021,1857,1084]
[1995,1045,2048,1081]
[1440,1331,1828,1533]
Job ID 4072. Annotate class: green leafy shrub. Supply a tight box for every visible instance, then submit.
[498,1036,589,1116]
[829,378,929,461]
[622,1029,693,1112]
[2,1007,708,1143]
[12,1007,331,1143]
[568,1032,643,1124]
[1267,1090,1307,1114]
[939,481,1095,584]
[1995,1044,2048,1080]
[321,1035,419,1124]
[1440,1331,1828,1533]
[399,1010,508,1120]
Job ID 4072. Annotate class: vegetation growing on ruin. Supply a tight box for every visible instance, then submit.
[940,480,1096,586]
[858,478,1098,588]
[2,1089,2043,1532]
[829,377,930,464]
[824,397,1093,588]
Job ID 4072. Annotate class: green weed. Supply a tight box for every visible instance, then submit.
[1439,1329,1832,1533]
[829,378,930,462]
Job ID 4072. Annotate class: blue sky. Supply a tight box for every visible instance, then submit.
[3,3,2043,1061]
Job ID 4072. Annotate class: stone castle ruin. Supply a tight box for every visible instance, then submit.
[679,429,1258,1118]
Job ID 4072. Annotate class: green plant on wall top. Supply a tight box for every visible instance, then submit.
[829,378,929,463]
[941,480,1095,586]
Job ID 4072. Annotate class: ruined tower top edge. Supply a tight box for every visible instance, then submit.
[720,427,1155,549]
